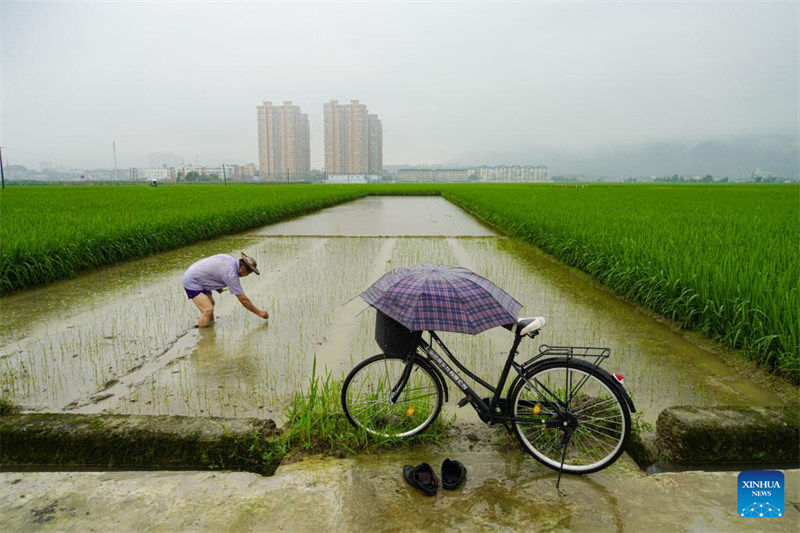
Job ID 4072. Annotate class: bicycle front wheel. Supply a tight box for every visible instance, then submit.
[341,354,443,438]
[509,358,631,474]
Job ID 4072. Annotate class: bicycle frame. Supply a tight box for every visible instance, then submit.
[413,330,615,425]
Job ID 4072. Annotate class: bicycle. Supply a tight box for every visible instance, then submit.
[341,311,636,475]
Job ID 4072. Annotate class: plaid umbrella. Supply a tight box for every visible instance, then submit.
[361,263,523,334]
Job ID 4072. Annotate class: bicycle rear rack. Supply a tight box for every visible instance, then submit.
[521,344,611,370]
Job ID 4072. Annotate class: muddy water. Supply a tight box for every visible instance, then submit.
[0,197,784,427]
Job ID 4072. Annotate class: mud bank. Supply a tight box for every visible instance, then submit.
[0,413,283,476]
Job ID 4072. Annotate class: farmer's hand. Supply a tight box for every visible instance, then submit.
[260,310,269,319]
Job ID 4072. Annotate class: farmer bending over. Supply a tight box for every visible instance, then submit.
[181,252,269,327]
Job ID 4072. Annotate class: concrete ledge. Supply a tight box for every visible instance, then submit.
[627,405,799,469]
[3,407,796,475]
[626,430,659,468]
[0,413,284,476]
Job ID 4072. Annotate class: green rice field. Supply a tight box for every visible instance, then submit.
[442,184,799,380]
[0,185,378,292]
[1,182,797,379]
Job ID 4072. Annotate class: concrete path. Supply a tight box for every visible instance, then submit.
[2,424,798,532]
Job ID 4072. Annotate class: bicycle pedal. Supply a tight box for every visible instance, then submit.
[457,396,470,408]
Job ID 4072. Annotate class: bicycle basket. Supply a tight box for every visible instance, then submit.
[375,310,421,356]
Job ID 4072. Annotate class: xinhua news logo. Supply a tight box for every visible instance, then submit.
[738,471,784,518]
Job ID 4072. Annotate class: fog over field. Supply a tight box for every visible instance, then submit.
[2,1,797,177]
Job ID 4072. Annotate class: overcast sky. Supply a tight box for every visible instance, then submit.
[2,1,798,177]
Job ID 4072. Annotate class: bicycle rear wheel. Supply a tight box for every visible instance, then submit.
[341,354,443,438]
[509,358,631,474]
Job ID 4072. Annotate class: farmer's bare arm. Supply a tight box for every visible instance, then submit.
[236,293,269,319]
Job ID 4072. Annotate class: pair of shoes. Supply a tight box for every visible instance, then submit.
[403,463,437,496]
[441,458,467,490]
[403,459,467,495]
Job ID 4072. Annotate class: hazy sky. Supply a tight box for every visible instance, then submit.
[2,1,798,177]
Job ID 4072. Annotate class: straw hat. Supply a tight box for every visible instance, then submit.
[240,252,260,275]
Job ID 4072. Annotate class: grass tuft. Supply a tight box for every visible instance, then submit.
[282,357,450,456]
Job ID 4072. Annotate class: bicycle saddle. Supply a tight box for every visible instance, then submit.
[513,316,546,336]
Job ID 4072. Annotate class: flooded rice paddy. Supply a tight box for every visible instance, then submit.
[0,197,784,427]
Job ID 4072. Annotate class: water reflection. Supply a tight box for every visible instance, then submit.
[249,196,496,237]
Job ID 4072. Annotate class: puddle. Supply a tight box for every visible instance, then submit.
[0,197,784,428]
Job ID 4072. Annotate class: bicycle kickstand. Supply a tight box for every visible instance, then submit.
[555,428,574,489]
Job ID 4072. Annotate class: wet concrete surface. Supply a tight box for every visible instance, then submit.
[1,423,798,532]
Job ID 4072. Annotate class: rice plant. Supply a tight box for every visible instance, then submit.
[0,184,376,293]
[441,183,799,380]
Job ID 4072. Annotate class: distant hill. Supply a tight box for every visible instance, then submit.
[454,135,798,179]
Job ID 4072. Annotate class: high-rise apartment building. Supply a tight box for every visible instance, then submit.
[257,101,310,181]
[368,113,383,175]
[324,100,382,176]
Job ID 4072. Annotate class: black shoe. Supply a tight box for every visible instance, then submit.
[403,463,438,496]
[441,458,466,490]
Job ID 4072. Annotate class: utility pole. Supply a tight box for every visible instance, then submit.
[222,164,227,186]
[286,167,289,184]
[0,146,5,189]
[112,141,118,181]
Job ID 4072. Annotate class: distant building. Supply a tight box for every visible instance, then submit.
[257,101,311,181]
[239,163,256,179]
[391,165,549,183]
[129,168,175,180]
[128,164,256,182]
[217,164,255,180]
[368,113,383,176]
[324,100,382,176]
[325,174,372,184]
[139,168,176,181]
[395,168,473,182]
[175,165,223,179]
[477,165,549,182]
